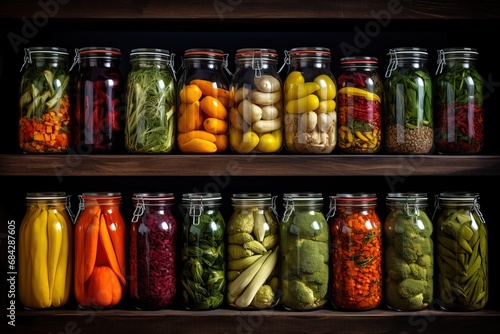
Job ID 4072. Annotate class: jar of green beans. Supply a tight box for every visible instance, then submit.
[125,48,177,153]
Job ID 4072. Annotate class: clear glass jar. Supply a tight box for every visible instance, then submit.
[19,47,71,153]
[383,192,433,311]
[72,47,125,153]
[73,192,126,309]
[19,192,73,309]
[227,193,280,309]
[327,193,382,311]
[384,47,433,154]
[180,192,226,310]
[283,47,337,154]
[177,48,231,153]
[434,48,484,154]
[337,57,383,154]
[433,192,488,311]
[280,192,329,310]
[229,48,283,154]
[125,48,177,154]
[129,193,178,310]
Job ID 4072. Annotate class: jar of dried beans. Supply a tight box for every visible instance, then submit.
[71,47,125,153]
[337,57,383,154]
[73,192,126,309]
[180,192,226,310]
[434,48,484,154]
[384,47,433,154]
[383,193,433,311]
[177,48,231,153]
[19,192,73,309]
[433,192,488,311]
[280,192,329,310]
[229,48,283,154]
[327,193,382,311]
[19,47,71,153]
[283,47,337,154]
[129,193,178,310]
[227,193,280,309]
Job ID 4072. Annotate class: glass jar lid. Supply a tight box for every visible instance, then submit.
[78,46,121,59]
[340,56,378,69]
[385,47,428,78]
[132,192,175,203]
[333,192,377,205]
[235,48,278,62]
[436,47,478,74]
[183,48,224,60]
[182,192,222,204]
[21,47,69,71]
[437,191,480,202]
[386,192,428,207]
[289,46,331,59]
[130,48,171,61]
[26,191,67,200]
[283,192,323,205]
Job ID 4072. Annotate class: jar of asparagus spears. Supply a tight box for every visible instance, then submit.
[226,193,280,309]
[433,192,488,311]
[180,193,226,310]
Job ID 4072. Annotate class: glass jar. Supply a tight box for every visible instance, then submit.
[434,48,484,154]
[337,57,383,154]
[433,192,488,311]
[73,192,126,309]
[18,192,73,309]
[129,193,178,310]
[71,47,125,153]
[384,47,433,154]
[180,192,226,310]
[383,192,433,311]
[327,193,382,311]
[229,48,283,154]
[125,48,177,154]
[177,48,231,153]
[280,192,329,310]
[283,47,337,154]
[227,193,280,309]
[19,47,71,153]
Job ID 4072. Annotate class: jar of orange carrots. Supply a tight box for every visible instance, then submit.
[73,192,126,309]
[177,48,231,153]
[327,193,382,311]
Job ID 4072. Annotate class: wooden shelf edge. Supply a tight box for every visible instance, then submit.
[1,154,500,177]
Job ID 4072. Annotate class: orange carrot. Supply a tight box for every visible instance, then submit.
[99,214,126,286]
[102,209,126,280]
[200,95,228,120]
[203,117,228,135]
[178,130,216,146]
[190,79,229,99]
[83,210,100,282]
[74,207,97,306]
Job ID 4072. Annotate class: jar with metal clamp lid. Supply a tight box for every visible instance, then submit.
[229,48,283,154]
[18,192,73,309]
[129,193,178,310]
[280,192,329,310]
[384,47,433,154]
[433,192,488,311]
[19,47,71,153]
[180,192,226,310]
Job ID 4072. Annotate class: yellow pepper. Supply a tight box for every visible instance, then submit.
[338,87,381,103]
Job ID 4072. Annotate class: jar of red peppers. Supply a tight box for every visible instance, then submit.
[129,193,178,310]
[327,193,382,311]
[74,192,126,309]
[337,57,383,154]
[125,48,177,154]
[383,193,433,311]
[283,47,337,154]
[434,48,484,154]
[72,47,125,153]
[177,48,231,153]
[384,47,433,154]
[229,48,283,154]
[19,47,71,153]
[19,192,73,309]
[180,192,226,310]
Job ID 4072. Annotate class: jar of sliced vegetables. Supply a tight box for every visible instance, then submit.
[18,192,73,309]
[125,48,177,154]
[180,192,226,310]
[72,47,125,153]
[129,193,178,310]
[19,47,71,153]
[227,193,280,309]
[73,192,126,309]
[433,192,488,311]
[327,193,382,311]
[177,48,231,153]
[229,48,283,154]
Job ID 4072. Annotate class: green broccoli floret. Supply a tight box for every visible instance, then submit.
[394,227,433,264]
[408,263,426,280]
[229,212,254,234]
[303,263,329,285]
[385,246,410,281]
[282,279,316,310]
[398,278,426,299]
[251,284,275,309]
[284,238,329,275]
[288,211,328,241]
[416,254,432,269]
[384,278,425,311]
